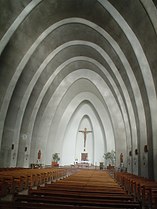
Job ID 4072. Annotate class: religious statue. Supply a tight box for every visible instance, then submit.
[120,153,123,163]
[79,128,92,151]
[38,150,41,160]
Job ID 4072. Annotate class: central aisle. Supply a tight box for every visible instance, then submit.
[14,169,141,208]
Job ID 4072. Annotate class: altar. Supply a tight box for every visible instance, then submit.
[76,162,89,168]
[74,153,90,168]
[74,153,89,168]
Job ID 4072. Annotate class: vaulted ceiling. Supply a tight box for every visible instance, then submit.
[0,0,157,180]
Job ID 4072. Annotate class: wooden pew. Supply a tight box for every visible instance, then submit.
[29,187,133,200]
[12,201,140,209]
[0,167,73,196]
[114,171,157,208]
[0,180,8,197]
[13,170,141,209]
[13,193,141,208]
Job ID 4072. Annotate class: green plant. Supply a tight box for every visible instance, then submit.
[52,153,60,162]
[103,150,115,165]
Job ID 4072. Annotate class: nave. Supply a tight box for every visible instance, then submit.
[0,167,157,209]
[1,0,157,180]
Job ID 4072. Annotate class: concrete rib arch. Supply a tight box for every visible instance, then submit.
[0,0,156,179]
[140,0,157,34]
[13,54,131,166]
[76,114,95,165]
[0,17,145,154]
[34,70,126,166]
[22,55,130,165]
[98,0,157,178]
[59,101,107,166]
[0,0,42,56]
[17,41,135,155]
[46,92,115,166]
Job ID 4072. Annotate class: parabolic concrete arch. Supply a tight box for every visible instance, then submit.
[0,17,145,152]
[0,0,157,180]
[38,70,126,167]
[17,54,131,167]
[16,41,137,165]
[98,0,157,151]
[60,102,106,166]
[47,92,115,166]
[0,16,146,176]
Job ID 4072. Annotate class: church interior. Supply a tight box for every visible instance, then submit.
[0,0,157,208]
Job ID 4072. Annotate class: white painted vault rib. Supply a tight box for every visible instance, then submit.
[35,70,126,166]
[0,17,145,157]
[0,0,156,178]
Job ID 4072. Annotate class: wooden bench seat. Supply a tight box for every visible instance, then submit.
[14,194,141,208]
[29,189,133,200]
[0,167,73,196]
[11,201,138,209]
[38,185,126,194]
[12,170,141,209]
[0,180,8,197]
[114,171,157,208]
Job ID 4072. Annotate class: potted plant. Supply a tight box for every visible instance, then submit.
[52,153,60,167]
[103,150,115,166]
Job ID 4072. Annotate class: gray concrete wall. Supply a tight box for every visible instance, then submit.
[0,0,157,180]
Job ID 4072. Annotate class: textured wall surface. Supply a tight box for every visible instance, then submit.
[0,0,157,180]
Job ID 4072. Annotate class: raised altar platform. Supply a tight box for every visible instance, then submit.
[76,162,89,168]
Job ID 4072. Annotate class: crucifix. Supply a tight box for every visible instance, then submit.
[79,128,92,151]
